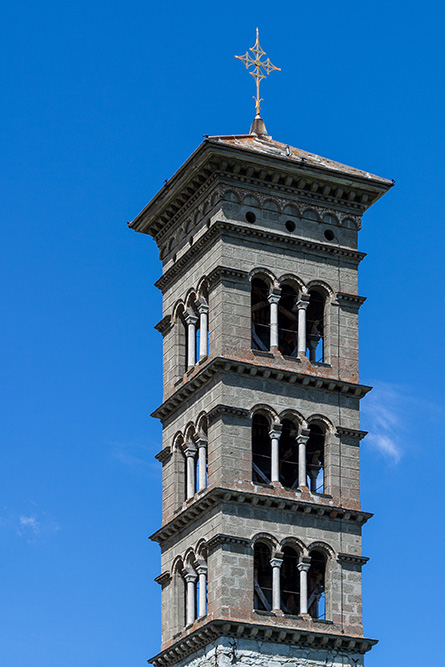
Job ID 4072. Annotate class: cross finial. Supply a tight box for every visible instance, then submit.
[235,28,281,122]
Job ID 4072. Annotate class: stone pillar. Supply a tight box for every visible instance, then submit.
[197,437,207,492]
[196,561,208,617]
[270,555,283,611]
[185,313,198,368]
[297,560,311,615]
[268,290,281,350]
[297,430,310,488]
[184,569,198,625]
[198,303,209,360]
[184,443,197,499]
[269,425,282,483]
[297,295,310,357]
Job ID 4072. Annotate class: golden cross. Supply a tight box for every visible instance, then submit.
[235,28,281,118]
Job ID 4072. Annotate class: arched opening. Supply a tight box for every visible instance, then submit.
[251,278,270,351]
[280,546,300,615]
[278,418,299,489]
[252,413,271,484]
[306,424,325,493]
[308,550,326,620]
[278,284,299,357]
[173,561,186,632]
[306,289,325,362]
[253,542,272,611]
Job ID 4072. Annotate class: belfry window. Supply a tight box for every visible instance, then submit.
[280,546,300,615]
[253,542,272,611]
[278,419,299,489]
[308,550,326,620]
[278,284,299,357]
[306,424,325,493]
[252,414,271,484]
[306,289,325,362]
[251,278,270,351]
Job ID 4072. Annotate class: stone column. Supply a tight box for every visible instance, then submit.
[197,437,207,492]
[297,295,310,357]
[185,313,198,368]
[184,443,197,499]
[184,569,198,625]
[270,555,283,611]
[198,303,209,360]
[297,560,311,615]
[269,425,282,483]
[297,430,310,488]
[196,561,208,617]
[268,291,281,350]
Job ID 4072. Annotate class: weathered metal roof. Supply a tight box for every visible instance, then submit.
[208,134,392,185]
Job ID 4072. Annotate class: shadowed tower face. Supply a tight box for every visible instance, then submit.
[129,35,392,667]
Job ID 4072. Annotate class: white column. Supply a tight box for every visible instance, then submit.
[197,437,207,491]
[270,555,283,611]
[198,304,209,360]
[268,291,281,350]
[269,425,282,483]
[184,569,197,625]
[185,313,198,368]
[297,295,310,356]
[184,443,197,499]
[196,562,208,617]
[297,430,310,488]
[297,560,311,615]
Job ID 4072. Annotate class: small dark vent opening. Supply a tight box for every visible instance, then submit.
[285,220,296,232]
[245,211,256,224]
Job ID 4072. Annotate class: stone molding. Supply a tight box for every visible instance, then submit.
[336,427,368,441]
[152,357,372,423]
[337,553,370,566]
[206,265,249,291]
[150,487,373,546]
[336,292,367,310]
[155,315,173,336]
[154,571,171,586]
[207,404,250,425]
[155,447,172,464]
[149,619,378,666]
[206,533,250,552]
[154,220,367,293]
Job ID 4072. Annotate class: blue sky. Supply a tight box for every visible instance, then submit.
[1,1,444,665]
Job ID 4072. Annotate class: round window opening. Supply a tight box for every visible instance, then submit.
[285,220,296,232]
[324,229,335,241]
[245,211,256,224]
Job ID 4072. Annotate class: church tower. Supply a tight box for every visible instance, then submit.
[130,32,392,667]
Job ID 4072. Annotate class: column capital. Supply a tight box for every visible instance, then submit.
[183,568,198,583]
[297,297,310,310]
[195,561,208,576]
[185,313,198,325]
[184,443,197,458]
[267,290,281,305]
[297,561,311,573]
[269,424,282,440]
[270,556,283,569]
[297,433,310,445]
[196,436,208,449]
[197,303,209,315]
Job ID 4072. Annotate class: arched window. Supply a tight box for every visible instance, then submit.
[251,278,270,351]
[280,546,300,615]
[278,284,299,357]
[306,289,325,362]
[306,424,325,493]
[253,542,272,611]
[278,418,299,489]
[308,550,326,619]
[252,413,271,484]
[173,560,186,632]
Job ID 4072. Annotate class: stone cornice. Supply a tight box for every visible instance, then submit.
[336,292,367,309]
[154,571,171,586]
[206,533,250,551]
[155,447,172,464]
[149,487,373,546]
[154,221,366,293]
[337,553,369,566]
[149,619,377,666]
[152,357,372,423]
[336,427,368,441]
[207,404,250,425]
[155,315,173,336]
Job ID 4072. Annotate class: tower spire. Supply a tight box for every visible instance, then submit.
[235,28,281,136]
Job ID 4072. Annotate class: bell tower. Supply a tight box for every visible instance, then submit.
[129,32,392,667]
